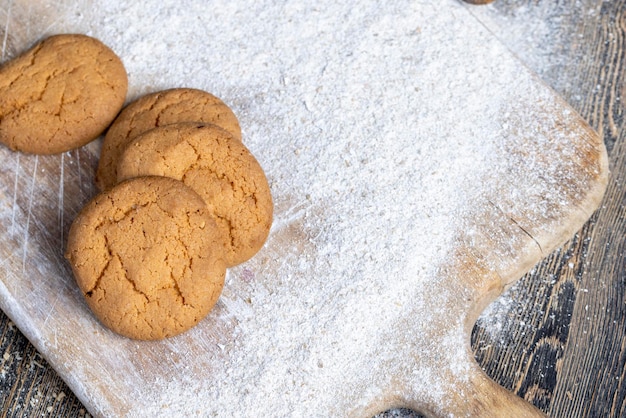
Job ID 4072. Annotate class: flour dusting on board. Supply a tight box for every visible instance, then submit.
[0,0,607,417]
[467,1,598,99]
[467,0,598,344]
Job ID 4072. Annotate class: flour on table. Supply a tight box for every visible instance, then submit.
[0,0,606,417]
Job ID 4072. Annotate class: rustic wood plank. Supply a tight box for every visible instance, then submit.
[0,311,87,417]
[470,1,626,417]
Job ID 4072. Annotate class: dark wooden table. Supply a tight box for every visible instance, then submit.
[1,1,625,417]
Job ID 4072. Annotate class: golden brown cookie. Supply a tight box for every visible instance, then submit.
[0,34,127,154]
[65,176,226,340]
[117,122,272,267]
[96,88,241,190]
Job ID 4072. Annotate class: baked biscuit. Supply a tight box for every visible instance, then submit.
[96,88,241,190]
[65,176,226,340]
[0,34,127,154]
[117,122,272,267]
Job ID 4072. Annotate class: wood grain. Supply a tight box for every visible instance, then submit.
[0,0,623,417]
[0,313,87,417]
[470,1,626,417]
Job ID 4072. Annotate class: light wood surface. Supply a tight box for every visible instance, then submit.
[0,1,622,417]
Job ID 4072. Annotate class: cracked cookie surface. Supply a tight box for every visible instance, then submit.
[0,34,127,154]
[96,88,241,190]
[117,122,272,267]
[65,176,226,340]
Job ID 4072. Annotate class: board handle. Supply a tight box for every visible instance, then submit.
[443,365,546,417]
[388,366,547,418]
[396,363,547,418]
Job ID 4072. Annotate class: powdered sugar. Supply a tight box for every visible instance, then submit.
[0,0,607,417]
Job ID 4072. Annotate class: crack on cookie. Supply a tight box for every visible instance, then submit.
[180,142,203,181]
[112,200,152,224]
[210,212,236,252]
[153,101,184,128]
[134,96,162,132]
[0,42,44,91]
[123,265,151,304]
[171,269,189,307]
[85,251,111,298]
[162,246,194,309]
[85,232,115,298]
[93,51,123,91]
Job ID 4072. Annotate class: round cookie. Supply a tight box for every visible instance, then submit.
[96,88,241,190]
[0,34,127,154]
[65,176,226,340]
[117,122,273,267]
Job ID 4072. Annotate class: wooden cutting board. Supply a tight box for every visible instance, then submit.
[0,0,608,416]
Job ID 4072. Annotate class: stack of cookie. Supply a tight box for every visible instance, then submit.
[66,89,273,340]
[0,33,272,340]
[96,88,273,268]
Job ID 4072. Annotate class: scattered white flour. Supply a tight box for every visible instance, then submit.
[467,0,602,355]
[0,1,606,417]
[474,288,515,340]
[467,1,602,99]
